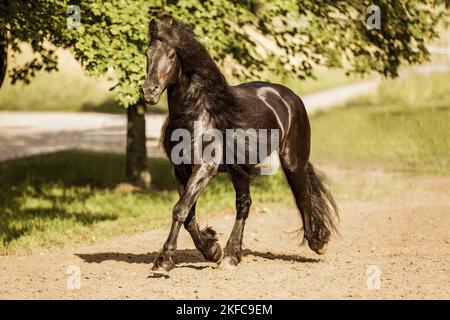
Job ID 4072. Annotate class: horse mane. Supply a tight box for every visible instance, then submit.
[150,18,249,132]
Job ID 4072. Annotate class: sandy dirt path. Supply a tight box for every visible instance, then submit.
[0,167,449,299]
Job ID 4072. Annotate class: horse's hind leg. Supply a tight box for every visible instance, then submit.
[220,172,251,268]
[279,153,338,255]
[279,161,313,241]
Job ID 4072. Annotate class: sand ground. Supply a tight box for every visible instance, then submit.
[0,166,449,299]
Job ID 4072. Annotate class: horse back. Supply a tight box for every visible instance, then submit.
[231,81,310,137]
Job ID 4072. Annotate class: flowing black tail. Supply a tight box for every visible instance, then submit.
[306,162,339,235]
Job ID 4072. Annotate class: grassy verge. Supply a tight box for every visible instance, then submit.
[310,72,450,174]
[0,151,293,254]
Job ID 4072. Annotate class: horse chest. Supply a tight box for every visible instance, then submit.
[163,110,216,159]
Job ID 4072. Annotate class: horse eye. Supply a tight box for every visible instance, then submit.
[168,52,176,59]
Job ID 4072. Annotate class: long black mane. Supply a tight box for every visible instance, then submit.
[150,19,249,132]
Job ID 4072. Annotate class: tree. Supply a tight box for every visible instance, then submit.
[0,29,6,88]
[65,1,152,188]
[0,1,65,87]
[1,0,151,187]
[1,0,448,186]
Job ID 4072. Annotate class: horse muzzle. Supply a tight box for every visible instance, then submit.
[141,85,162,105]
[144,94,160,105]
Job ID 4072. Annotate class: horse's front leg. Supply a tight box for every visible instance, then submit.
[183,202,223,263]
[174,165,223,263]
[152,163,219,272]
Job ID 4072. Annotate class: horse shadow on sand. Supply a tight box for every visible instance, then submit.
[76,248,321,275]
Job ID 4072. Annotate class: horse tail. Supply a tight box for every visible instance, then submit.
[306,162,339,234]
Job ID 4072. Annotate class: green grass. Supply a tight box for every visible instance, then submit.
[310,72,450,174]
[0,151,292,254]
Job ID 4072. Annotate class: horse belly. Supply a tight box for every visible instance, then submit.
[252,150,280,176]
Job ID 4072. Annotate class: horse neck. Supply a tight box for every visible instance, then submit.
[167,71,203,119]
[166,68,244,132]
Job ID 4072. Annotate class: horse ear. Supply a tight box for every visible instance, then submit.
[149,18,158,35]
[160,15,174,27]
[169,18,178,26]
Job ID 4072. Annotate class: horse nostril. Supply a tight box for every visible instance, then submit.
[152,85,160,94]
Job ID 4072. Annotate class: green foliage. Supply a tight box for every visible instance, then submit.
[1,0,448,107]
[0,0,69,83]
[0,49,121,112]
[66,0,150,106]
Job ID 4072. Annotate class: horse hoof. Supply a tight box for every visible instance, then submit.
[203,242,223,263]
[151,257,175,272]
[219,256,239,270]
[308,240,328,255]
[151,265,170,274]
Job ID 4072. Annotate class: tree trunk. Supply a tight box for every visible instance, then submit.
[125,101,151,188]
[0,28,7,88]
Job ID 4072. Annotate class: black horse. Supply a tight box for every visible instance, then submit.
[142,18,338,272]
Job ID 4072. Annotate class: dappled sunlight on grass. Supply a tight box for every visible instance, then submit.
[0,151,293,254]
